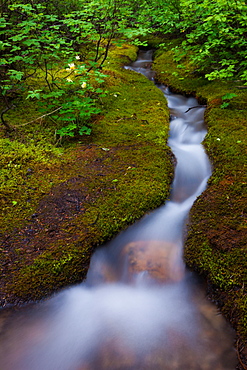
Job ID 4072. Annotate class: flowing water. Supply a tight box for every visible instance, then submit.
[0,51,237,369]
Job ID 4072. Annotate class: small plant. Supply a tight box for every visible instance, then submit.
[220,93,238,109]
[26,60,107,138]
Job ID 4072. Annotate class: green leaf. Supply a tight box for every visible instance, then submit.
[57,123,77,137]
[79,126,91,135]
[23,39,41,47]
[26,90,43,99]
[8,70,24,81]
[222,93,238,100]
[220,102,230,109]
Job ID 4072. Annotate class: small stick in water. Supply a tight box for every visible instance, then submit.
[184,105,206,113]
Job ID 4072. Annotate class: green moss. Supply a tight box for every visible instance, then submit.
[0,137,65,234]
[11,137,173,301]
[153,43,210,95]
[11,245,92,301]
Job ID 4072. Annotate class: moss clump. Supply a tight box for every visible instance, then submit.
[153,42,210,95]
[0,138,65,235]
[152,38,247,343]
[1,43,173,304]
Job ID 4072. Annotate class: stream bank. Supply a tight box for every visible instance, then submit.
[0,44,173,305]
[152,39,247,361]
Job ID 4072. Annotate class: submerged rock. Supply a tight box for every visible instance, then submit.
[120,240,184,283]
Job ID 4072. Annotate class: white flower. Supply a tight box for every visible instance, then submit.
[75,55,80,60]
[113,94,118,97]
[81,82,87,88]
[68,63,75,70]
[66,77,73,83]
[216,138,221,141]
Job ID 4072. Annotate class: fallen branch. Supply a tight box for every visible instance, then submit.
[14,106,62,127]
[184,105,206,113]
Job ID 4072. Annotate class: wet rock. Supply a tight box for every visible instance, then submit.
[87,240,185,285]
[120,240,184,283]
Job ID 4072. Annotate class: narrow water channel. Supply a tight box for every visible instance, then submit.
[0,51,237,369]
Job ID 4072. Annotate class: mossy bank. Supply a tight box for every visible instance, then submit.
[153,40,247,351]
[0,44,173,305]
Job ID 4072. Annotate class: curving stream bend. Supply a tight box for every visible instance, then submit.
[0,50,237,369]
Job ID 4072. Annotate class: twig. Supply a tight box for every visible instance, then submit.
[89,213,99,225]
[237,338,247,370]
[14,106,62,127]
[184,105,206,113]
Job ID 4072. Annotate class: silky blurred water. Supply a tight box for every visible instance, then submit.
[0,51,237,370]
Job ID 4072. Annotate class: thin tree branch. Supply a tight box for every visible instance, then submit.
[0,105,15,131]
[15,106,62,127]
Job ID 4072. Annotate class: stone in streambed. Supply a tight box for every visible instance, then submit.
[120,240,184,283]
